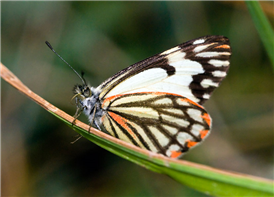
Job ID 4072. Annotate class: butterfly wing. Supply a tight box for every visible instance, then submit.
[99,92,211,158]
[97,35,231,105]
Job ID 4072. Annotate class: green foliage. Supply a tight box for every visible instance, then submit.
[246,1,274,69]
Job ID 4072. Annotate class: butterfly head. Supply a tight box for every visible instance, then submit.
[73,84,92,102]
[72,84,102,123]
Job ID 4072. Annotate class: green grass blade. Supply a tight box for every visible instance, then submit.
[1,63,274,196]
[246,1,274,69]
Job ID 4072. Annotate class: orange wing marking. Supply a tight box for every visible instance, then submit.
[103,94,120,105]
[215,44,230,49]
[186,140,198,148]
[108,112,137,140]
[201,113,211,126]
[200,130,209,139]
[180,98,203,108]
[170,150,182,158]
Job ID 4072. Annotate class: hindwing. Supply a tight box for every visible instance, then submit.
[99,92,211,158]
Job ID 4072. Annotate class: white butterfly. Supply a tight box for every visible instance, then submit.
[48,35,231,158]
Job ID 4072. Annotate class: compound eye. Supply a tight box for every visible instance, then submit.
[83,88,91,97]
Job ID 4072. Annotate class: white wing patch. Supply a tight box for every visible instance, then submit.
[166,51,186,63]
[162,125,178,135]
[161,108,185,116]
[153,97,173,105]
[190,124,204,136]
[187,108,203,123]
[200,79,219,88]
[209,59,230,67]
[212,70,227,77]
[105,68,168,98]
[196,51,228,58]
[177,132,193,144]
[194,43,215,53]
[149,126,169,147]
[105,56,204,103]
[161,114,190,127]
[193,39,205,45]
[160,46,181,55]
[203,94,210,99]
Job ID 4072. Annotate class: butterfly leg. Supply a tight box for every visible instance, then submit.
[87,104,98,132]
[70,135,82,144]
[94,119,101,131]
[72,106,87,125]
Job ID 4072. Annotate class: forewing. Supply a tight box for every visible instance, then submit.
[97,35,231,105]
[100,92,211,158]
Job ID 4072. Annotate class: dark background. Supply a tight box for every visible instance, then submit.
[2,1,273,196]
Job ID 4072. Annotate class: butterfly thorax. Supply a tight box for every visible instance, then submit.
[73,84,104,126]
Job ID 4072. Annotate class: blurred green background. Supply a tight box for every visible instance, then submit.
[2,1,273,196]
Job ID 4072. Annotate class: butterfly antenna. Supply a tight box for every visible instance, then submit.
[81,71,87,86]
[45,41,87,85]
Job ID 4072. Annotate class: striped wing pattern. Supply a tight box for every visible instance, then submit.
[100,92,211,158]
[97,35,231,105]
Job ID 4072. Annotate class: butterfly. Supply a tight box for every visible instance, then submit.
[47,35,231,158]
